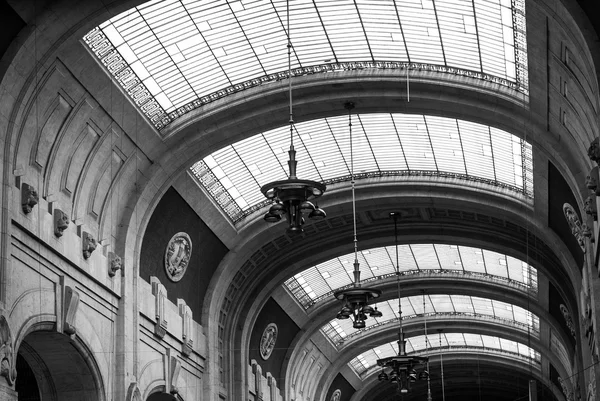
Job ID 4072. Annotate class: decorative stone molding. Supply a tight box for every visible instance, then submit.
[586,166,599,194]
[251,360,263,399]
[21,183,38,214]
[125,382,142,401]
[82,231,97,259]
[585,196,598,220]
[267,372,280,401]
[150,277,167,338]
[331,389,342,401]
[260,323,278,360]
[588,137,600,165]
[177,299,193,357]
[0,316,16,386]
[560,303,577,339]
[108,252,122,277]
[164,232,192,282]
[588,367,596,401]
[53,208,69,237]
[563,203,586,251]
[63,286,80,335]
[164,352,181,395]
[558,376,574,401]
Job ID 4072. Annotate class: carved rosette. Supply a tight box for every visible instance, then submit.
[164,232,192,282]
[563,203,586,252]
[21,183,39,214]
[331,389,342,401]
[260,323,278,360]
[54,208,69,237]
[0,316,16,386]
[82,231,97,259]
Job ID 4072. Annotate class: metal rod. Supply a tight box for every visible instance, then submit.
[287,0,293,151]
[439,330,445,401]
[424,291,432,401]
[346,102,359,286]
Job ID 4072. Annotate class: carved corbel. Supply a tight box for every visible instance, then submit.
[563,203,586,251]
[587,166,600,195]
[150,277,167,338]
[54,209,69,237]
[588,137,600,165]
[0,316,16,386]
[267,373,280,401]
[582,222,594,242]
[108,252,122,277]
[63,286,80,335]
[21,183,39,214]
[560,303,577,339]
[82,232,97,259]
[251,360,263,399]
[164,352,181,395]
[585,195,598,220]
[177,299,193,357]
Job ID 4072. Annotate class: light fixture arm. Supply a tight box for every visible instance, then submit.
[260,0,328,232]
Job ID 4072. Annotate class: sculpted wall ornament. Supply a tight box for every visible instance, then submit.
[559,377,574,401]
[164,232,192,282]
[21,183,38,214]
[178,299,193,357]
[54,208,69,237]
[560,304,577,339]
[0,316,16,385]
[82,232,97,259]
[588,137,600,165]
[563,203,586,251]
[586,167,599,194]
[585,196,598,220]
[331,389,342,401]
[259,323,278,360]
[151,277,167,338]
[63,286,80,335]
[588,367,596,401]
[108,252,122,277]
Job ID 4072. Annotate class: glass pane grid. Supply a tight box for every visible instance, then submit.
[84,0,528,129]
[321,294,540,347]
[350,333,540,377]
[285,244,538,309]
[191,113,533,224]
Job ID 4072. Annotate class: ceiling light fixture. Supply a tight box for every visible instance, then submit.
[376,212,428,394]
[260,0,326,234]
[333,102,382,329]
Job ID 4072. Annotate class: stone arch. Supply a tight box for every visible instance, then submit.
[14,328,105,401]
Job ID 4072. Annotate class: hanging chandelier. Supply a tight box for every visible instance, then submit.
[376,212,429,394]
[260,0,326,234]
[333,102,383,329]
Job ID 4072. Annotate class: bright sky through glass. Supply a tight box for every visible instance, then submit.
[84,0,527,129]
[285,243,537,308]
[349,333,540,376]
[321,294,539,347]
[191,113,533,223]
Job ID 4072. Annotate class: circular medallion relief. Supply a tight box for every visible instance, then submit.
[259,323,278,360]
[330,389,341,401]
[164,232,192,282]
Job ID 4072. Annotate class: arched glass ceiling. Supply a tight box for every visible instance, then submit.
[285,244,538,309]
[349,333,541,377]
[84,0,528,129]
[192,113,534,223]
[321,294,539,347]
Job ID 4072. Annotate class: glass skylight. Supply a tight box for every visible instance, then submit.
[285,244,537,309]
[349,333,540,376]
[321,294,539,347]
[84,0,527,129]
[192,113,533,223]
